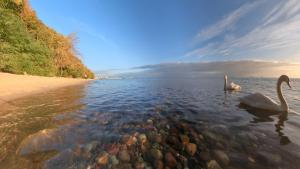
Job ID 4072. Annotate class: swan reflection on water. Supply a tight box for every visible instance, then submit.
[239,104,291,145]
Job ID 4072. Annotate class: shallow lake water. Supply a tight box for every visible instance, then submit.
[1,77,300,169]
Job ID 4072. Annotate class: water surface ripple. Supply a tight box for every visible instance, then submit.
[0,77,300,169]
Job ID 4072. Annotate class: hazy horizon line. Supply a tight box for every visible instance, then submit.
[94,60,300,78]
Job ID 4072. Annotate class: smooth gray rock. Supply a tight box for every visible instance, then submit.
[17,129,66,155]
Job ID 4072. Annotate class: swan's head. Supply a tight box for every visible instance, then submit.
[224,75,228,80]
[279,75,292,88]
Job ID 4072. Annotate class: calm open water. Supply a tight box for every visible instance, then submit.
[1,77,300,169]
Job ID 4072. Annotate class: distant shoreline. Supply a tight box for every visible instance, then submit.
[0,72,91,105]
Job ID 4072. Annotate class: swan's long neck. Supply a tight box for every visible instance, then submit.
[277,79,288,111]
[224,77,227,91]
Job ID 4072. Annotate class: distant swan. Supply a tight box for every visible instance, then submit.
[224,75,241,91]
[240,75,292,112]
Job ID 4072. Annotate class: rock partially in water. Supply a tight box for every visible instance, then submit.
[213,150,230,167]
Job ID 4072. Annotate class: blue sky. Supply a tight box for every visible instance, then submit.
[30,0,300,71]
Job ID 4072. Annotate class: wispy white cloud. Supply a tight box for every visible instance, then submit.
[70,18,118,48]
[187,0,300,62]
[195,1,262,42]
[262,0,300,26]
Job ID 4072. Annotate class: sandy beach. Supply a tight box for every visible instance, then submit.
[0,73,91,105]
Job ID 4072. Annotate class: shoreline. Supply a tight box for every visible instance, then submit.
[0,72,92,105]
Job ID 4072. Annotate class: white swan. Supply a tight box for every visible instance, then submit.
[224,75,241,91]
[240,75,292,112]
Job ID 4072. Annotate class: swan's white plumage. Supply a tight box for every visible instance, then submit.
[224,75,241,91]
[239,75,291,112]
[227,82,241,91]
[240,93,280,111]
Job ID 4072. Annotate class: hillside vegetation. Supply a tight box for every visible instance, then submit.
[0,0,94,78]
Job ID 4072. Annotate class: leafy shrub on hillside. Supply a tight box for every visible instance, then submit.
[0,7,54,76]
[0,0,94,78]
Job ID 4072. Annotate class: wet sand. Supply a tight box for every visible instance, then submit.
[0,72,91,105]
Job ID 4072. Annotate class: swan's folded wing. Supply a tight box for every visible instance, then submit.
[240,93,279,110]
[230,82,241,90]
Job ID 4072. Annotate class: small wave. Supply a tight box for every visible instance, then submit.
[294,97,300,101]
[45,103,61,107]
[290,110,300,116]
[22,103,46,110]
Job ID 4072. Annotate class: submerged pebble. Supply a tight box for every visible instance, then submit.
[118,150,131,162]
[180,135,190,146]
[199,151,211,161]
[110,155,119,166]
[134,161,145,169]
[97,151,109,165]
[149,148,163,160]
[155,160,164,169]
[207,160,222,169]
[256,151,282,164]
[165,152,177,168]
[117,163,133,169]
[147,119,154,125]
[122,134,137,146]
[186,143,197,156]
[37,116,238,169]
[138,134,147,144]
[213,150,230,166]
[43,149,85,169]
[84,141,99,153]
